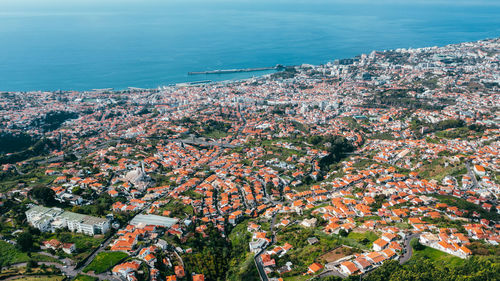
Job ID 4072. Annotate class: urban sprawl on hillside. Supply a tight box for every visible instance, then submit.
[0,38,498,281]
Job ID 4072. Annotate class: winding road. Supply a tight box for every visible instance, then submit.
[399,233,420,265]
[254,212,279,281]
[465,161,480,189]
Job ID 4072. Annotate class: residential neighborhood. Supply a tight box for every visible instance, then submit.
[0,38,498,281]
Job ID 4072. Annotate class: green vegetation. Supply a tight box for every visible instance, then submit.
[430,194,498,221]
[421,77,439,89]
[365,89,444,110]
[410,238,424,251]
[226,220,259,281]
[0,137,58,165]
[0,240,34,266]
[416,158,463,181]
[271,66,298,79]
[12,276,66,281]
[432,119,465,131]
[370,132,396,140]
[435,127,474,139]
[71,193,114,217]
[0,132,37,154]
[201,119,231,139]
[411,245,463,266]
[358,256,498,281]
[159,199,195,217]
[28,186,57,207]
[30,110,79,132]
[74,274,98,281]
[17,232,35,252]
[284,275,312,281]
[411,118,489,139]
[83,251,128,274]
[347,231,378,247]
[183,225,231,281]
[317,135,355,171]
[275,226,349,276]
[0,241,58,267]
[0,167,57,193]
[40,231,103,262]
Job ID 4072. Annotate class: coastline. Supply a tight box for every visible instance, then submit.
[1,37,498,93]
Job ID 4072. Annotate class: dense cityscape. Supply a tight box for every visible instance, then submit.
[0,38,498,281]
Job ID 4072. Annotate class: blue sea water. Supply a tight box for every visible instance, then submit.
[0,0,499,92]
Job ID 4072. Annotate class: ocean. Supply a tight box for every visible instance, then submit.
[0,0,499,92]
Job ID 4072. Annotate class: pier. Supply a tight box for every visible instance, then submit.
[188,64,284,75]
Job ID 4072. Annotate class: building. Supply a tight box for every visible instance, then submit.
[129,214,178,228]
[373,238,389,251]
[307,262,324,274]
[26,205,110,236]
[340,261,359,275]
[473,165,486,176]
[112,260,141,279]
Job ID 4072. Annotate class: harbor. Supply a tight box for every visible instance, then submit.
[188,64,284,75]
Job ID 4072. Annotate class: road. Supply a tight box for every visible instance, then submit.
[13,165,25,175]
[315,232,419,279]
[72,202,152,278]
[399,233,420,265]
[315,268,346,279]
[465,161,480,189]
[254,211,279,281]
[254,251,268,281]
[76,234,116,271]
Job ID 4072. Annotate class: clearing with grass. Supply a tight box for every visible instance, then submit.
[83,251,129,274]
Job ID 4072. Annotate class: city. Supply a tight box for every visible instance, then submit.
[0,38,498,281]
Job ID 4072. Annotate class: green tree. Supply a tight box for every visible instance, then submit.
[28,186,57,206]
[27,259,37,268]
[410,238,424,251]
[16,232,34,252]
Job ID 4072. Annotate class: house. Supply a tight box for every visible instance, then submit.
[175,265,185,278]
[307,237,319,245]
[307,262,324,274]
[62,243,76,254]
[261,253,276,267]
[301,218,317,228]
[419,232,439,245]
[366,252,386,265]
[156,239,168,250]
[353,257,372,272]
[340,261,359,275]
[43,239,75,254]
[43,239,61,251]
[228,210,243,225]
[373,238,389,251]
[249,238,267,253]
[324,222,340,234]
[381,248,396,259]
[381,233,397,242]
[112,260,141,278]
[473,165,486,176]
[192,274,205,281]
[139,246,156,258]
[457,245,472,258]
[144,253,157,265]
[277,261,293,274]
